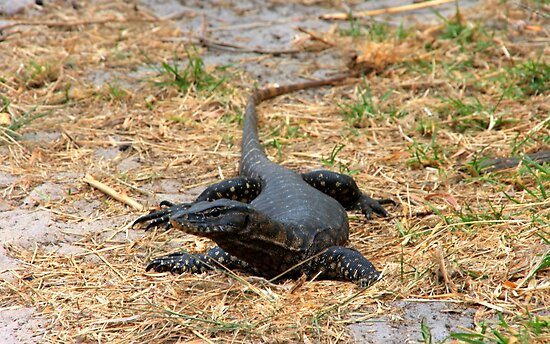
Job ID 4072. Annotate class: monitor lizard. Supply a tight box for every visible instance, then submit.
[134,73,393,287]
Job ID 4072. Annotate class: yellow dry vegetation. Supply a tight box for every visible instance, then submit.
[0,0,548,343]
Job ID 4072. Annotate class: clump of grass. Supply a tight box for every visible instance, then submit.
[510,122,549,154]
[339,83,382,128]
[506,58,549,97]
[221,107,243,125]
[338,12,364,38]
[407,133,448,169]
[395,22,411,40]
[106,82,129,101]
[506,157,549,202]
[0,95,9,113]
[16,60,60,89]
[264,121,305,159]
[0,105,47,141]
[420,317,433,344]
[437,92,512,133]
[267,137,283,158]
[338,11,390,41]
[450,312,550,344]
[415,117,438,136]
[320,144,358,175]
[434,6,477,48]
[368,21,390,42]
[454,201,509,227]
[155,48,227,94]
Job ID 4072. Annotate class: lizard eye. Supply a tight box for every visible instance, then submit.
[208,209,221,217]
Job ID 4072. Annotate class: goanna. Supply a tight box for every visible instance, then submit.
[134,73,393,287]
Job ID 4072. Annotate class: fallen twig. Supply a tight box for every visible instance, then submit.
[320,0,457,20]
[83,174,143,210]
[196,36,301,55]
[0,17,158,31]
[296,27,337,47]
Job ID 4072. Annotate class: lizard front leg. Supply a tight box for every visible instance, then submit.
[147,246,255,274]
[195,176,262,203]
[301,170,393,219]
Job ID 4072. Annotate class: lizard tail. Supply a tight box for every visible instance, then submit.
[240,72,359,175]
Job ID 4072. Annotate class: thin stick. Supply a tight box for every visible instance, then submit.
[320,0,457,20]
[0,17,158,30]
[161,35,311,55]
[435,244,457,293]
[196,36,302,55]
[83,174,143,211]
[296,27,336,47]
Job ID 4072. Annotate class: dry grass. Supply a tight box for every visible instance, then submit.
[0,0,548,343]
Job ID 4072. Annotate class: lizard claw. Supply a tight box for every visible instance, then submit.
[146,251,206,274]
[133,201,192,230]
[358,271,382,288]
[356,195,395,220]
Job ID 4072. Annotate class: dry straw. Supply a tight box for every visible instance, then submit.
[0,0,548,343]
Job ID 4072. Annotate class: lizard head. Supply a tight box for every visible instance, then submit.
[169,200,255,237]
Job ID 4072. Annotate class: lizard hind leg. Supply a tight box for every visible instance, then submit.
[301,169,394,219]
[305,246,381,288]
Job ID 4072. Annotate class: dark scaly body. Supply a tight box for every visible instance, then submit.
[134,73,393,287]
[233,82,350,273]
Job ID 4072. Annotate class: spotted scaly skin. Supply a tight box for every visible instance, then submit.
[134,73,393,287]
